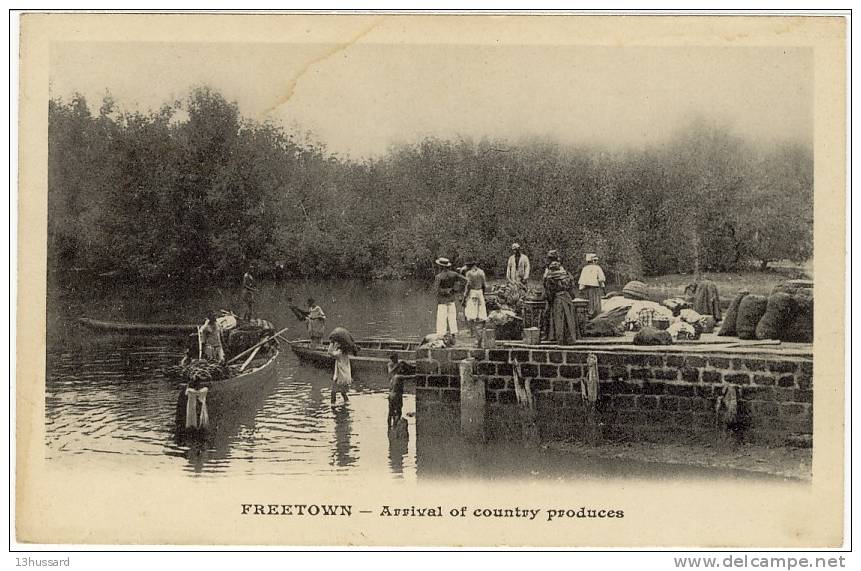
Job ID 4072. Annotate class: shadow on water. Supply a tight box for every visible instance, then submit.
[331,405,356,468]
[415,433,799,483]
[387,421,410,476]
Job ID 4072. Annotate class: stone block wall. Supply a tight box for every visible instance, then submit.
[413,346,813,446]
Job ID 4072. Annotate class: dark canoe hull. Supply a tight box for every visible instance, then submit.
[79,317,198,335]
[290,339,418,376]
[176,348,281,433]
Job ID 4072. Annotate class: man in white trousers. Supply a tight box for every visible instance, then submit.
[433,257,467,337]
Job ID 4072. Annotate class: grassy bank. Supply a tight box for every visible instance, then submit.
[639,267,811,304]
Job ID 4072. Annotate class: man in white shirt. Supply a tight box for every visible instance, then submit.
[505,243,531,286]
[578,253,606,318]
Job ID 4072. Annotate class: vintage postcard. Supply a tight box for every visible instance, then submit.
[14,12,847,547]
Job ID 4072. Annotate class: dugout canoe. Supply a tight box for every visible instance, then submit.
[289,338,419,376]
[175,343,281,432]
[79,317,198,335]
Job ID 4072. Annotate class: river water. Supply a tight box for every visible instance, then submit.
[45,277,787,482]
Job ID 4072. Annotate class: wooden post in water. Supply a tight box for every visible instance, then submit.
[459,358,485,441]
[584,353,600,445]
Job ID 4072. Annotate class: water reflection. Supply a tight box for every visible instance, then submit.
[46,278,792,482]
[330,405,356,468]
[387,420,410,476]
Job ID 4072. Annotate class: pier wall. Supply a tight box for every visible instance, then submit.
[413,345,813,446]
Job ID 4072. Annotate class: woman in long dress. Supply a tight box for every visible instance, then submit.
[578,253,606,318]
[544,262,579,345]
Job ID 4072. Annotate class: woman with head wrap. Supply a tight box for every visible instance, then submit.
[578,253,606,318]
[543,261,579,345]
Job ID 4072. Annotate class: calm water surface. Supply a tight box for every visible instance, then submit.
[46,278,786,482]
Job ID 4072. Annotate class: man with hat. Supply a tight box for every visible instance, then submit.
[578,253,606,318]
[433,257,467,337]
[505,243,531,286]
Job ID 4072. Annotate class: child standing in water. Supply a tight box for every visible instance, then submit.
[387,353,406,429]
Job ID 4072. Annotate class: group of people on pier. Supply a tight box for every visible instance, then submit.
[432,243,607,345]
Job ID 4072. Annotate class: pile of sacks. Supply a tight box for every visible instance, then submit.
[718,280,813,342]
[583,280,719,341]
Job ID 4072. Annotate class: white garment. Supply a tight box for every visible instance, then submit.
[506,254,531,283]
[185,387,210,429]
[464,289,488,322]
[328,344,353,384]
[436,302,458,335]
[624,301,673,325]
[599,295,635,314]
[578,264,606,287]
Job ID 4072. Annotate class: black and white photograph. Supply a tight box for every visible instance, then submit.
[13,11,848,548]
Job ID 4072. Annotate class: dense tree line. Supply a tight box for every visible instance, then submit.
[48,88,813,284]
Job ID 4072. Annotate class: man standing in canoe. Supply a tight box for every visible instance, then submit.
[241,265,256,321]
[506,243,531,286]
[198,312,225,363]
[305,297,327,346]
[433,257,467,338]
[578,253,606,318]
[462,260,488,344]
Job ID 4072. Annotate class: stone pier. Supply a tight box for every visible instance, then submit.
[413,343,813,446]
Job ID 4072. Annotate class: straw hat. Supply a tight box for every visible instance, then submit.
[585,253,598,262]
[435,257,452,268]
[511,243,521,250]
[621,280,648,300]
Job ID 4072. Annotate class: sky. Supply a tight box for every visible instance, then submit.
[50,42,813,158]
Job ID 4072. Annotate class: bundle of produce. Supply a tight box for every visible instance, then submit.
[717,290,749,337]
[624,301,672,330]
[679,309,716,334]
[679,308,704,323]
[174,359,231,384]
[698,315,717,334]
[621,280,649,300]
[667,320,698,341]
[661,297,690,315]
[492,281,527,308]
[736,294,768,340]
[227,325,272,356]
[329,327,361,355]
[487,308,519,328]
[484,293,502,311]
[633,326,673,346]
[524,285,545,301]
[652,315,672,331]
[582,306,627,337]
[783,294,813,343]
[755,292,798,340]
